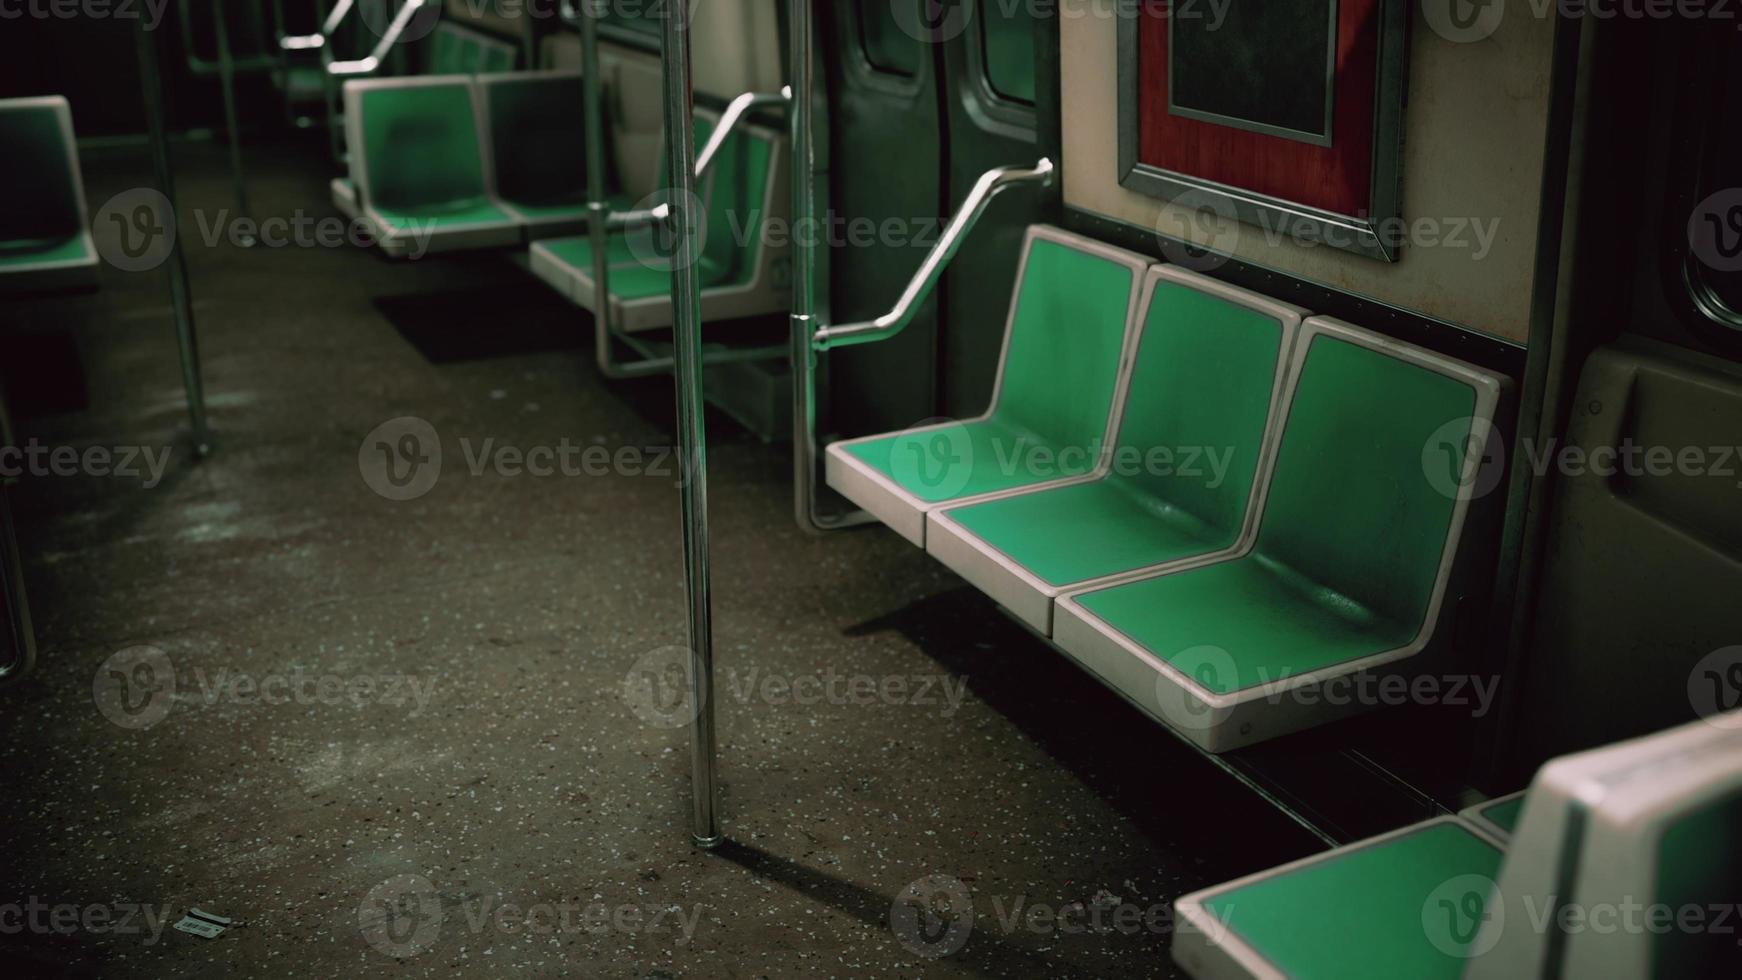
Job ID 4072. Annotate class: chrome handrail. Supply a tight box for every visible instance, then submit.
[328,0,429,76]
[281,0,354,50]
[812,158,1054,351]
[786,0,1051,532]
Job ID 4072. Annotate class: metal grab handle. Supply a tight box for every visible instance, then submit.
[282,0,353,50]
[606,87,791,235]
[327,0,427,75]
[811,158,1054,351]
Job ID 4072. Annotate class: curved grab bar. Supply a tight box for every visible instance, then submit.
[811,158,1054,351]
[282,0,354,51]
[327,0,429,76]
[605,87,792,234]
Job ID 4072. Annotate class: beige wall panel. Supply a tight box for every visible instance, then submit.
[1060,1,1555,344]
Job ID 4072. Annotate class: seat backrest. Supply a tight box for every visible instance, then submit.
[1250,317,1500,636]
[1111,266,1301,550]
[349,78,489,211]
[696,117,777,285]
[1468,712,1742,980]
[479,72,588,206]
[985,228,1148,458]
[0,97,83,249]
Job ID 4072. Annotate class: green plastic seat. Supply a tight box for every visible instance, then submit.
[344,76,521,257]
[0,96,97,293]
[1175,713,1742,980]
[825,226,1150,547]
[1471,714,1742,980]
[528,111,788,333]
[925,266,1301,632]
[478,72,616,238]
[1054,316,1503,752]
[1177,818,1504,980]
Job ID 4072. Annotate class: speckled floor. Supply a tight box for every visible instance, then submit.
[0,138,1318,978]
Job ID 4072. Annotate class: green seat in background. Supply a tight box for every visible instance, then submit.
[824,227,1150,547]
[343,76,521,256]
[1053,316,1503,753]
[528,111,789,333]
[479,72,617,238]
[0,96,98,293]
[925,266,1301,633]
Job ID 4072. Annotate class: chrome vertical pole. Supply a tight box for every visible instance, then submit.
[213,0,256,246]
[787,0,821,533]
[787,0,871,534]
[136,22,214,456]
[659,0,720,848]
[581,0,632,378]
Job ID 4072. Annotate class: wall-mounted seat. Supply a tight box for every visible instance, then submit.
[0,96,98,294]
[343,75,521,256]
[477,72,628,238]
[1469,715,1742,979]
[1173,713,1742,980]
[824,227,1149,547]
[527,108,790,333]
[1053,317,1504,753]
[925,265,1302,633]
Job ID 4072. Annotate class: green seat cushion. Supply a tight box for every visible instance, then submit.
[844,415,1100,504]
[0,234,92,269]
[539,234,648,269]
[595,257,730,301]
[947,479,1226,586]
[847,236,1135,503]
[1076,332,1480,692]
[943,276,1285,585]
[539,235,730,300]
[1198,822,1503,979]
[373,199,512,230]
[1076,552,1418,694]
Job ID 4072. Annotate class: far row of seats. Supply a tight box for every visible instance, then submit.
[428,20,517,75]
[826,227,1507,753]
[1174,712,1742,979]
[528,110,790,334]
[334,72,598,255]
[0,96,98,294]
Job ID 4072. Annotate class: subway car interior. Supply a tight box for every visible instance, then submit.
[2,1,1740,977]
